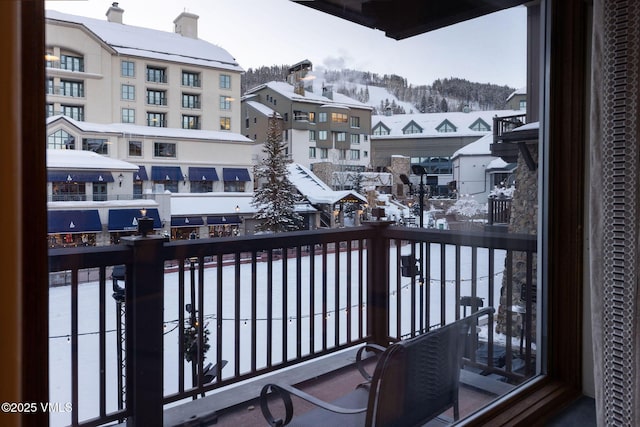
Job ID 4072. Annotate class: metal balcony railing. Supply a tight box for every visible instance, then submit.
[48,223,537,426]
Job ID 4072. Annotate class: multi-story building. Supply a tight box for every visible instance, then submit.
[370,109,520,198]
[44,5,258,243]
[242,60,373,189]
[45,5,243,132]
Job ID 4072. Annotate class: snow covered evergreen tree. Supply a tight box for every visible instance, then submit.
[252,114,304,233]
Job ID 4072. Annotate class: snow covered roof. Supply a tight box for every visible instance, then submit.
[47,148,139,171]
[511,121,539,132]
[171,193,255,216]
[487,158,517,171]
[245,100,282,118]
[506,87,527,102]
[451,133,495,159]
[46,10,243,72]
[47,115,253,143]
[371,110,516,139]
[287,163,367,205]
[244,81,372,110]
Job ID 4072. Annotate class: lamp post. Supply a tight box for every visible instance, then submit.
[411,165,428,228]
[138,208,154,237]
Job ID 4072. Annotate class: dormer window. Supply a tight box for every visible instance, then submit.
[372,122,390,136]
[436,119,457,133]
[402,120,422,135]
[469,118,491,132]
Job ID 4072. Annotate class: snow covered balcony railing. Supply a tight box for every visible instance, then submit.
[487,196,512,227]
[47,222,536,427]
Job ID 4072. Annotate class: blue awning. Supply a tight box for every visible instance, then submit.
[108,208,162,231]
[48,210,102,234]
[151,166,183,181]
[189,167,219,181]
[48,170,114,183]
[222,168,251,182]
[207,215,241,225]
[134,166,148,181]
[171,216,205,227]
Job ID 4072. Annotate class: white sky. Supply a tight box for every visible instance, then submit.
[45,0,527,88]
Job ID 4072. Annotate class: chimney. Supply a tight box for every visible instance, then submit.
[106,2,124,24]
[174,12,199,39]
[288,60,313,96]
[322,85,334,100]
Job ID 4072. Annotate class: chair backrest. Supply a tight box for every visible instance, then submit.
[365,308,493,427]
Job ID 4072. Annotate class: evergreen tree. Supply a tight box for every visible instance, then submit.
[252,114,303,233]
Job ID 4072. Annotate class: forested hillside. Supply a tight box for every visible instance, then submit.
[242,65,516,114]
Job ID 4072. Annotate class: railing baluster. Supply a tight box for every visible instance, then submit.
[346,241,352,344]
[251,251,258,373]
[296,246,302,358]
[234,253,241,376]
[99,266,106,418]
[282,248,288,362]
[441,243,447,326]
[334,242,340,347]
[322,244,328,351]
[266,250,273,368]
[309,245,316,354]
[71,269,79,426]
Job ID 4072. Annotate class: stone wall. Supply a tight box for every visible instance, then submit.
[496,142,538,345]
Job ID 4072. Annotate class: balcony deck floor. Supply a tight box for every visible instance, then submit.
[210,361,498,427]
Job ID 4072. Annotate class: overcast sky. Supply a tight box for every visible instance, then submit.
[45,0,527,88]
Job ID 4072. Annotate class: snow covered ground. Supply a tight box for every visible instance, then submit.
[49,243,508,426]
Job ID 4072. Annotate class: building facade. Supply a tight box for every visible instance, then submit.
[242,61,373,188]
[45,6,243,132]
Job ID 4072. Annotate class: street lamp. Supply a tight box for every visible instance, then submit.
[411,165,428,228]
[137,208,154,237]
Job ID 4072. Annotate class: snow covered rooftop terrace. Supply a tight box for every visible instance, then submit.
[46,10,243,72]
[47,148,139,171]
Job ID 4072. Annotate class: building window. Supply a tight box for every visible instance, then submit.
[224,181,244,192]
[220,74,231,89]
[219,95,231,110]
[351,134,360,144]
[350,149,360,160]
[403,122,422,134]
[350,116,360,128]
[182,115,200,129]
[46,103,54,118]
[220,117,231,130]
[61,105,84,121]
[46,78,54,95]
[519,100,527,111]
[469,118,490,132]
[60,54,84,72]
[338,149,347,160]
[82,138,108,154]
[121,60,135,77]
[318,112,327,122]
[92,183,107,202]
[191,181,213,193]
[52,182,85,202]
[121,108,135,123]
[182,93,200,109]
[146,66,167,83]
[319,130,328,140]
[436,120,456,133]
[60,80,84,97]
[309,147,317,158]
[146,112,166,127]
[363,150,368,158]
[308,111,316,123]
[320,148,328,159]
[182,71,201,87]
[121,84,135,100]
[331,112,348,123]
[47,129,74,150]
[153,142,176,158]
[146,89,166,106]
[309,130,316,142]
[336,132,346,142]
[128,140,142,157]
[372,123,389,135]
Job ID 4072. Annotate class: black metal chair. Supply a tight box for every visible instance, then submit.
[260,307,495,427]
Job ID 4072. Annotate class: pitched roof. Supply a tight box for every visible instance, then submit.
[371,110,517,139]
[46,10,243,72]
[287,163,367,205]
[244,81,372,110]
